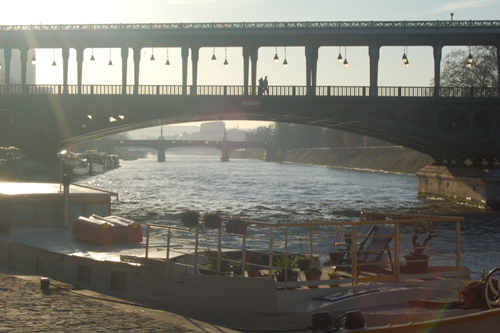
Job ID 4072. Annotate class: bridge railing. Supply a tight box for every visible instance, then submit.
[2,20,500,32]
[2,84,499,98]
[378,86,434,97]
[439,87,500,98]
[316,86,369,97]
[197,85,244,96]
[138,85,183,95]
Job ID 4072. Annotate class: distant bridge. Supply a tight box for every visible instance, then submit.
[111,139,267,162]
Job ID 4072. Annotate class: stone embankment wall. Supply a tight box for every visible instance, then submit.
[232,147,434,175]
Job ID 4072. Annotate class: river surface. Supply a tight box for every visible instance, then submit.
[75,152,500,279]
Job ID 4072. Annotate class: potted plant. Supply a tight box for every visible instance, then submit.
[273,256,298,283]
[329,226,347,266]
[203,211,223,229]
[229,261,249,277]
[225,216,248,235]
[199,249,231,276]
[299,256,323,289]
[328,270,341,287]
[456,279,487,309]
[178,209,200,228]
[402,222,439,274]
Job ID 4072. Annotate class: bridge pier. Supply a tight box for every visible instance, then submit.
[157,148,166,162]
[369,43,380,97]
[220,149,229,162]
[417,166,500,208]
[433,44,442,97]
[157,139,166,162]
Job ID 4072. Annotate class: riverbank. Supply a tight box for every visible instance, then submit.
[232,147,435,175]
[0,264,238,332]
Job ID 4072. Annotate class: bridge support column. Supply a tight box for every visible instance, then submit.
[62,48,69,94]
[305,44,318,96]
[368,44,380,97]
[157,138,167,162]
[133,47,141,95]
[250,47,258,96]
[121,47,129,95]
[191,46,199,95]
[20,48,27,94]
[433,43,442,97]
[157,148,166,162]
[220,147,229,162]
[181,46,189,95]
[3,49,11,89]
[76,48,84,94]
[243,45,250,95]
[264,144,277,162]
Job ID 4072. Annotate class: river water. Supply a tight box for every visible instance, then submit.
[75,151,500,279]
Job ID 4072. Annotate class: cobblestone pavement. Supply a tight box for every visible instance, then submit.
[0,268,238,332]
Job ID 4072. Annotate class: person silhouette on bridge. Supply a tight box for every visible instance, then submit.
[258,77,264,95]
[263,76,269,95]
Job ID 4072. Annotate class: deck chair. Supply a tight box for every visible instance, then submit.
[355,226,395,277]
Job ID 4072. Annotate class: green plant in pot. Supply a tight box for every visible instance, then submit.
[179,209,200,228]
[273,256,298,283]
[229,261,250,277]
[295,256,322,288]
[200,249,231,276]
[329,226,347,266]
[328,270,341,287]
[203,211,223,229]
[402,222,439,274]
[225,215,248,235]
[456,279,487,309]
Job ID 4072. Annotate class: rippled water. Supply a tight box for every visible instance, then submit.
[75,153,500,278]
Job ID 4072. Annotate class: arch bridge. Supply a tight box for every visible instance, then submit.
[0,20,499,168]
[110,139,267,162]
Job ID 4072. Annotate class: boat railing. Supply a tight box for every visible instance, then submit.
[144,212,466,289]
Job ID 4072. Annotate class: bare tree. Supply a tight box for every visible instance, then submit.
[437,46,498,87]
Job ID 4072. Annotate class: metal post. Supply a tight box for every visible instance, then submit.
[353,223,357,286]
[217,226,222,274]
[242,234,247,277]
[456,220,461,278]
[194,225,199,274]
[62,174,70,229]
[167,228,171,261]
[145,225,151,264]
[309,219,313,256]
[395,222,400,282]
[269,226,274,279]
[284,227,288,289]
[166,228,171,279]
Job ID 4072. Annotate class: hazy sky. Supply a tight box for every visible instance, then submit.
[3,0,499,131]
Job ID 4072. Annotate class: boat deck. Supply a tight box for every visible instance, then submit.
[5,228,185,263]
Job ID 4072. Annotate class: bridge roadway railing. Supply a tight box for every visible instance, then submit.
[2,20,500,32]
[1,84,498,98]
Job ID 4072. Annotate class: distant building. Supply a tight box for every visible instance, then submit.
[199,121,225,140]
[226,128,247,141]
[0,49,36,84]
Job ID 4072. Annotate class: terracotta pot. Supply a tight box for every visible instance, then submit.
[329,275,341,287]
[247,270,263,278]
[204,218,222,229]
[305,271,322,289]
[329,252,344,266]
[404,254,429,274]
[276,272,298,283]
[180,217,199,228]
[463,290,479,309]
[226,222,247,235]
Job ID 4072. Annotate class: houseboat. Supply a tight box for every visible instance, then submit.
[0,183,499,332]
